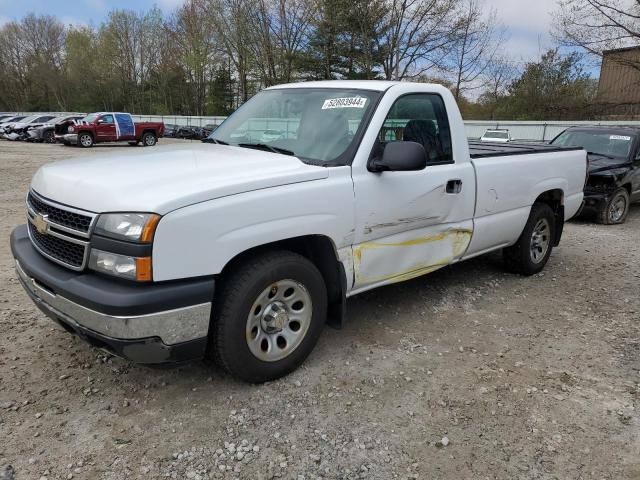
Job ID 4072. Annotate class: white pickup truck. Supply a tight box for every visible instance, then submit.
[11,81,587,382]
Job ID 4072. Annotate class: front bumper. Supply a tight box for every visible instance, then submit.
[11,225,215,364]
[580,190,610,214]
[57,133,78,144]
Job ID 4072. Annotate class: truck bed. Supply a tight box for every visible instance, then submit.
[463,139,587,259]
[468,140,583,159]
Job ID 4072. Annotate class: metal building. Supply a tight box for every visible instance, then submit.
[597,46,640,118]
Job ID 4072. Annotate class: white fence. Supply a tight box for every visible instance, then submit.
[464,120,640,141]
[6,111,640,141]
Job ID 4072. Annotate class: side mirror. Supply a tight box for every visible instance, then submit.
[370,141,427,172]
[96,119,104,124]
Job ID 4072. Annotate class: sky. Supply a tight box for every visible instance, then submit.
[0,0,569,66]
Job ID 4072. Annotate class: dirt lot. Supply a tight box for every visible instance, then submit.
[0,139,639,480]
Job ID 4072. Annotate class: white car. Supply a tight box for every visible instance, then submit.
[0,115,27,133]
[11,81,586,382]
[481,129,512,143]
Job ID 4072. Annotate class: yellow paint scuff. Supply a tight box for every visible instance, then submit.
[353,228,473,285]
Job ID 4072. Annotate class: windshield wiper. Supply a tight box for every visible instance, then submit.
[202,137,229,145]
[238,143,295,156]
[587,151,616,159]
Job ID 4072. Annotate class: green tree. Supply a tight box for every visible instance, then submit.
[505,49,595,120]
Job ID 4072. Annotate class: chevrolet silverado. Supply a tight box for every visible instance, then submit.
[11,81,587,382]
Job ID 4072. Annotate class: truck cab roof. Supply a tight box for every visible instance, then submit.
[269,80,404,91]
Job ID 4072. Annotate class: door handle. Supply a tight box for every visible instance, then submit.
[446,179,462,194]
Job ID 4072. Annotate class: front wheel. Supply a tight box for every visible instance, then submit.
[78,132,93,148]
[598,188,629,225]
[141,132,157,146]
[503,203,555,275]
[210,251,327,383]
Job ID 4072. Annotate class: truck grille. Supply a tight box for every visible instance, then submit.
[26,190,95,271]
[28,222,86,268]
[27,191,92,233]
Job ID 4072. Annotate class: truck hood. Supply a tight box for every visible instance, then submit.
[31,143,329,214]
[587,154,631,174]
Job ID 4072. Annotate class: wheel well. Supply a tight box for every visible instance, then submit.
[218,235,346,328]
[77,130,93,139]
[622,183,632,195]
[534,189,564,247]
[142,129,156,136]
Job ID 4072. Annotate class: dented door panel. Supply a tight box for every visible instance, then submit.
[352,223,473,289]
[351,162,476,290]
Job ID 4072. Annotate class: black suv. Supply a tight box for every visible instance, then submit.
[550,126,640,224]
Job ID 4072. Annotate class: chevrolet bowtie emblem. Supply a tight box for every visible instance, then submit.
[33,213,49,234]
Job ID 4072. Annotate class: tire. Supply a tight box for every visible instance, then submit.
[597,188,630,225]
[210,250,327,383]
[43,130,55,143]
[142,132,157,146]
[128,141,139,146]
[503,203,555,275]
[78,132,93,148]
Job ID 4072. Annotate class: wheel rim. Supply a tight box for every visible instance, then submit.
[245,279,312,362]
[145,135,155,145]
[530,218,550,264]
[80,134,91,147]
[608,194,627,223]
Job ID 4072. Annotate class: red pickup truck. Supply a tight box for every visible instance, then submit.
[57,112,165,148]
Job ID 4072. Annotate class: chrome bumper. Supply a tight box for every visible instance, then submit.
[16,260,211,345]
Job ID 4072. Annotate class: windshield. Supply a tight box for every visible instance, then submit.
[80,113,100,123]
[484,131,509,139]
[551,130,634,158]
[209,88,381,164]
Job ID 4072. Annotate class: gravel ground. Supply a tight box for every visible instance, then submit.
[0,139,639,480]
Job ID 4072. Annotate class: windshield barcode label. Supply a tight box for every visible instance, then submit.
[610,135,631,141]
[322,97,367,109]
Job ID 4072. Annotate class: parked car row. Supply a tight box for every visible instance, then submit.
[0,112,165,148]
[163,123,218,140]
[0,114,78,142]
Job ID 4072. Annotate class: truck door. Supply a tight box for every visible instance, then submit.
[115,113,136,140]
[351,91,476,291]
[95,114,116,141]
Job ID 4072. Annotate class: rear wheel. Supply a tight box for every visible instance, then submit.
[503,203,555,275]
[210,251,327,383]
[142,132,157,146]
[78,132,93,148]
[43,130,55,143]
[597,188,629,225]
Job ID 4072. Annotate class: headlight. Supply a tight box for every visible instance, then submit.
[94,213,160,243]
[89,249,152,281]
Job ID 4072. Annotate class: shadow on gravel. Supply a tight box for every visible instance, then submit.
[101,253,508,388]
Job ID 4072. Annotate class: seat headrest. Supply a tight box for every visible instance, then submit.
[403,119,436,143]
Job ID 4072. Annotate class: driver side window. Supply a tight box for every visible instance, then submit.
[101,115,114,124]
[377,94,453,165]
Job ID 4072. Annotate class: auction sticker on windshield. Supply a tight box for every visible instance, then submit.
[610,135,631,141]
[322,97,367,109]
